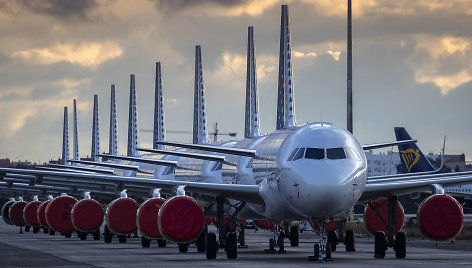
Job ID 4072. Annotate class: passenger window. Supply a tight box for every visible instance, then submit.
[305,148,325,160]
[287,148,299,161]
[345,147,361,161]
[327,148,346,160]
[292,148,305,161]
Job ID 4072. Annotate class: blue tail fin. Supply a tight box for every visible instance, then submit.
[394,127,435,173]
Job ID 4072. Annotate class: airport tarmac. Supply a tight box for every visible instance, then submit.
[0,224,471,268]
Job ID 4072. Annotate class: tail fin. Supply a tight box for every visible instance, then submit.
[245,26,260,138]
[61,107,69,165]
[91,95,100,162]
[72,100,79,161]
[109,85,118,155]
[193,45,207,144]
[394,127,435,173]
[127,74,139,156]
[153,62,165,149]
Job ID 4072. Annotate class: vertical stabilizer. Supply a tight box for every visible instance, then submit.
[109,84,118,155]
[61,107,69,165]
[91,95,100,162]
[153,62,165,149]
[193,45,208,144]
[127,74,139,156]
[72,100,79,161]
[276,5,296,129]
[347,0,353,133]
[245,26,260,138]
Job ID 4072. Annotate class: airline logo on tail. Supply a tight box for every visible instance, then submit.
[400,148,420,172]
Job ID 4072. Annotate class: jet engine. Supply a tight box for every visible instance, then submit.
[37,200,51,228]
[9,200,27,227]
[71,199,104,232]
[364,198,405,235]
[1,200,15,225]
[417,194,463,240]
[105,197,139,235]
[45,195,77,233]
[137,197,166,239]
[158,196,204,242]
[23,201,42,227]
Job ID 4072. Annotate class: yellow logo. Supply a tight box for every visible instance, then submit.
[400,148,420,172]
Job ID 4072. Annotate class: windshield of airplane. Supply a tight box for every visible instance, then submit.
[326,148,346,159]
[288,147,359,161]
[305,148,324,160]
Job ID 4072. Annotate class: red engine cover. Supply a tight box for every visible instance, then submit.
[71,199,104,232]
[418,194,463,241]
[9,201,27,227]
[158,196,204,242]
[37,200,50,227]
[23,201,41,227]
[106,197,139,235]
[364,198,404,235]
[46,195,77,233]
[2,201,16,225]
[254,219,274,230]
[137,197,165,239]
[204,217,213,225]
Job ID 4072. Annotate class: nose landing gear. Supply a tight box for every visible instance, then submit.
[264,221,287,254]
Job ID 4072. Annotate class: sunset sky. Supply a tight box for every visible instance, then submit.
[0,0,471,163]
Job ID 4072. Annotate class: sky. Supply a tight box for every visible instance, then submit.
[0,0,471,163]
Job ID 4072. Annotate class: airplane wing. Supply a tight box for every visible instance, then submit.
[0,168,264,204]
[360,172,472,203]
[155,141,256,157]
[361,139,417,150]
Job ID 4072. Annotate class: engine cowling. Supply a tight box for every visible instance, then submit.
[137,197,165,239]
[158,196,204,242]
[254,219,274,230]
[364,198,405,235]
[105,197,139,235]
[45,195,77,233]
[71,199,104,232]
[417,194,463,241]
[37,200,51,227]
[1,200,15,225]
[9,201,27,227]
[23,201,42,227]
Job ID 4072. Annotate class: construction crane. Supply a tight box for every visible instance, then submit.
[140,122,237,142]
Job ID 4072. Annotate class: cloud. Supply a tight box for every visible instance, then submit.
[154,0,282,16]
[293,51,317,58]
[0,87,33,99]
[15,0,98,21]
[410,35,472,94]
[11,41,123,68]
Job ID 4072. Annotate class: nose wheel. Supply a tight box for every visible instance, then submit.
[264,221,286,254]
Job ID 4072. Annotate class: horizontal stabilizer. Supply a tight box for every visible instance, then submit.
[155,141,256,157]
[97,154,177,167]
[68,159,139,171]
[361,139,417,150]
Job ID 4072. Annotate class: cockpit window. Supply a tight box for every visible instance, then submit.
[163,166,175,175]
[287,148,299,161]
[305,148,325,160]
[246,159,253,168]
[211,162,223,171]
[345,147,361,161]
[292,148,305,161]
[327,148,346,159]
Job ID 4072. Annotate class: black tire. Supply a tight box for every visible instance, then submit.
[394,231,406,258]
[374,231,386,258]
[289,226,299,247]
[104,225,112,243]
[178,243,189,253]
[226,232,237,259]
[327,230,337,252]
[118,235,127,243]
[93,229,100,240]
[43,228,48,234]
[25,226,31,232]
[141,236,151,248]
[49,229,55,235]
[326,242,332,260]
[157,239,167,248]
[79,232,87,240]
[196,229,206,252]
[345,229,356,252]
[206,233,218,259]
[269,238,275,251]
[314,243,320,259]
[65,233,72,238]
[32,227,40,233]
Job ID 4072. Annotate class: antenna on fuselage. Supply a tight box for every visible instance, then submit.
[109,84,118,156]
[61,106,69,165]
[193,45,208,144]
[153,62,165,149]
[244,26,261,138]
[276,4,296,130]
[347,0,353,134]
[127,74,139,156]
[91,94,100,162]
